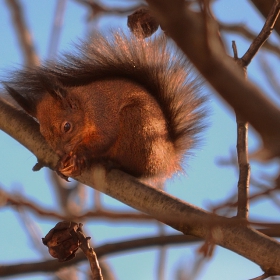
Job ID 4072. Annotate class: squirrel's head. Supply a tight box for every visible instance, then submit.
[6,81,89,157]
[36,89,85,156]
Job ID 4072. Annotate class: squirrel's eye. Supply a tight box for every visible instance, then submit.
[62,122,72,133]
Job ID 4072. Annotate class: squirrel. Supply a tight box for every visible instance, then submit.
[5,32,205,181]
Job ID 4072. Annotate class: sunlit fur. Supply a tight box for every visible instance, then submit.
[5,32,206,180]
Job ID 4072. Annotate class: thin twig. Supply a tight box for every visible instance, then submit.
[231,41,250,219]
[0,234,201,277]
[259,55,280,97]
[1,188,154,221]
[219,22,280,57]
[156,223,166,280]
[189,256,208,280]
[75,0,144,20]
[251,0,280,36]
[16,207,49,257]
[212,183,279,213]
[232,41,238,59]
[77,224,103,280]
[241,0,280,66]
[48,0,67,60]
[5,0,39,66]
[236,114,250,219]
[50,170,79,214]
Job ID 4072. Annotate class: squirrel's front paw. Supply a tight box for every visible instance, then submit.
[56,151,86,180]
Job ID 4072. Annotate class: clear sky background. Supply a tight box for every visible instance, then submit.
[0,1,280,279]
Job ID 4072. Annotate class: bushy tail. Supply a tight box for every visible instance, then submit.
[6,31,206,167]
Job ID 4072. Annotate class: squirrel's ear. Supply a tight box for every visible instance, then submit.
[47,86,78,110]
[4,84,38,117]
[48,85,67,100]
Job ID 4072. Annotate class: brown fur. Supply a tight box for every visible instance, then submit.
[5,32,205,180]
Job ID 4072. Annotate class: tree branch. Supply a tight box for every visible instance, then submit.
[1,97,280,275]
[250,0,280,36]
[231,41,250,219]
[146,0,280,160]
[241,0,280,66]
[1,187,154,222]
[236,114,250,218]
[1,225,280,278]
[6,0,39,66]
[0,234,200,277]
[219,23,280,57]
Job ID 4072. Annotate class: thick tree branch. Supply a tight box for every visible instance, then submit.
[1,98,280,275]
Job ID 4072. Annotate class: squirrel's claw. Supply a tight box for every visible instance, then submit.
[56,152,86,179]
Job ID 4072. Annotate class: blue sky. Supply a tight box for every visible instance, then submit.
[0,1,280,279]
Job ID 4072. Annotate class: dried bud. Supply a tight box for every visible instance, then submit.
[42,221,80,262]
[127,8,159,38]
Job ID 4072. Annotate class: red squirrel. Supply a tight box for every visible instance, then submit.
[5,32,205,181]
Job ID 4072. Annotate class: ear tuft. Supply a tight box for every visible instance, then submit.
[4,84,37,117]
